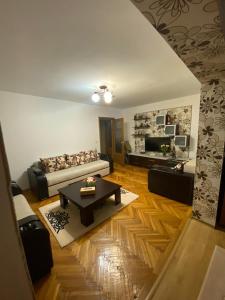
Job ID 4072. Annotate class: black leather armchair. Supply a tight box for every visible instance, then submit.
[12,182,53,282]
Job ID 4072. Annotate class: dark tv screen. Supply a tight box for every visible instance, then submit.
[145,137,171,152]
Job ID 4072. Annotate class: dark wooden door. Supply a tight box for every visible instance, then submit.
[112,118,125,165]
[99,117,113,156]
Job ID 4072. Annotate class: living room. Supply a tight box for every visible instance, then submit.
[0,1,225,300]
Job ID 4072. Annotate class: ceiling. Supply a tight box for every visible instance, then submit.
[0,0,200,108]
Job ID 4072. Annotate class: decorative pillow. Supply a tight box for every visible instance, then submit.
[55,155,70,171]
[40,155,69,173]
[40,157,58,173]
[66,153,82,166]
[66,154,77,167]
[66,150,100,167]
[79,151,86,165]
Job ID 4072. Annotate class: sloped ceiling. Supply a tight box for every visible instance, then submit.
[0,0,200,108]
[130,0,225,83]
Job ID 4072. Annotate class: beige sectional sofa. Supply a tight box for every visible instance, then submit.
[46,159,110,196]
[28,151,113,200]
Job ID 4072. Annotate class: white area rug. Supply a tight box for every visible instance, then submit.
[39,188,138,247]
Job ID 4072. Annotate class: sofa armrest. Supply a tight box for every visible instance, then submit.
[19,218,53,281]
[27,166,49,200]
[99,153,114,173]
[32,166,44,176]
[11,181,23,196]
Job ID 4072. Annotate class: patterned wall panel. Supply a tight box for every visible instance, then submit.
[130,0,225,226]
[193,80,225,225]
[134,105,192,159]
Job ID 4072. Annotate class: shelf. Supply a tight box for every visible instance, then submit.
[134,126,150,130]
[134,118,150,121]
[132,134,148,138]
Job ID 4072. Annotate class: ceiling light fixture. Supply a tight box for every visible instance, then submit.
[91,85,113,104]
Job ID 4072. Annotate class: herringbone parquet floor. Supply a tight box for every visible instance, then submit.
[28,164,192,300]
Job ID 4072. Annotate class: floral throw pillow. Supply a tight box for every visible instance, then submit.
[55,155,70,171]
[66,150,100,168]
[79,152,86,165]
[66,154,77,167]
[40,157,58,173]
[40,155,69,173]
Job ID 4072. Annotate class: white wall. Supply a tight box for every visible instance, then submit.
[0,91,120,189]
[122,93,200,159]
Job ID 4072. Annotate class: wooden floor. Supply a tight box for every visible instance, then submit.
[151,219,225,300]
[28,164,192,300]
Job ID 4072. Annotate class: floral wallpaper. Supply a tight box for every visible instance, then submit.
[193,80,225,225]
[130,0,225,226]
[134,105,192,159]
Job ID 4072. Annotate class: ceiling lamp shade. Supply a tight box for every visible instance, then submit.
[91,92,100,103]
[91,85,113,104]
[104,90,112,103]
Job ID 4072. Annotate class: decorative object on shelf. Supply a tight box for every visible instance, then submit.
[165,124,178,136]
[80,177,96,195]
[172,161,187,173]
[156,114,167,126]
[134,123,150,130]
[174,135,190,148]
[160,144,170,157]
[170,145,176,159]
[91,85,113,104]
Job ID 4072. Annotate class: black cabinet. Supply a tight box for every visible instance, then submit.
[128,154,175,168]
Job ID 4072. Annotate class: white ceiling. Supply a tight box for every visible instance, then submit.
[0,0,200,108]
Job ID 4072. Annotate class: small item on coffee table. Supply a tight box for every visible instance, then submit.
[80,176,96,195]
[80,186,96,196]
[82,176,96,187]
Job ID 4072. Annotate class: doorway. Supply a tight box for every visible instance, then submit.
[99,117,125,164]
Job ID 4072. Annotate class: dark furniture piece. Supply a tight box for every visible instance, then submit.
[148,165,194,205]
[216,153,225,227]
[12,182,53,282]
[59,177,121,226]
[128,153,178,169]
[27,153,113,200]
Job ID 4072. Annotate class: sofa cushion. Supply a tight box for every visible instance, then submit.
[66,150,99,167]
[46,159,109,187]
[66,153,82,166]
[40,155,69,173]
[55,155,70,171]
[13,194,35,221]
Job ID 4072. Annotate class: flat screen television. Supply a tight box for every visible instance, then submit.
[145,136,171,152]
[165,124,177,136]
[174,135,190,148]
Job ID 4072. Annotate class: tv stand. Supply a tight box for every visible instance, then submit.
[128,152,179,169]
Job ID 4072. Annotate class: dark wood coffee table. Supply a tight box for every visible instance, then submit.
[58,177,121,226]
